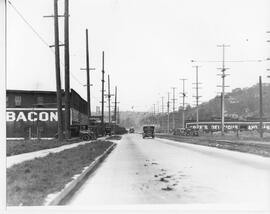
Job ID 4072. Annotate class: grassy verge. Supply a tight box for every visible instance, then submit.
[105,135,122,140]
[7,138,82,157]
[157,134,270,157]
[7,140,113,206]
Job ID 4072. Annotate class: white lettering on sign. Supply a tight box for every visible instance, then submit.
[7,112,16,121]
[50,112,57,121]
[28,112,37,121]
[16,112,27,122]
[39,112,49,121]
[6,111,58,122]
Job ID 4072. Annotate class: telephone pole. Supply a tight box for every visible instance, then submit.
[161,96,164,114]
[106,75,114,126]
[192,66,202,129]
[217,44,230,135]
[180,79,187,128]
[167,92,170,133]
[113,86,120,133]
[101,51,105,135]
[114,86,118,124]
[112,87,120,124]
[85,29,91,125]
[117,106,120,124]
[161,96,164,131]
[54,0,63,141]
[259,76,263,138]
[64,0,70,139]
[171,87,176,130]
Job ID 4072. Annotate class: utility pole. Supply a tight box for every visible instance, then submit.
[53,0,63,141]
[106,75,114,127]
[114,86,118,124]
[217,44,230,136]
[167,92,170,133]
[113,86,120,133]
[108,75,111,125]
[259,76,263,138]
[192,66,202,129]
[180,79,187,128]
[117,106,120,124]
[85,29,91,126]
[161,96,164,114]
[64,0,70,139]
[80,31,95,127]
[101,51,105,135]
[171,87,176,130]
[161,96,164,132]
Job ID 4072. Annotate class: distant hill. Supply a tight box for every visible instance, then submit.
[188,83,270,121]
[138,83,270,130]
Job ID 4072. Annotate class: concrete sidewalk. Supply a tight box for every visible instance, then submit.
[7,137,107,168]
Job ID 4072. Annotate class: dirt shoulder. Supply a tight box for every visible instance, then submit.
[6,140,114,206]
[157,134,270,157]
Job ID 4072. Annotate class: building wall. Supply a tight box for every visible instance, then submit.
[6,89,88,139]
[6,108,59,138]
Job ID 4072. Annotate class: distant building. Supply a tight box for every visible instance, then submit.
[6,89,89,139]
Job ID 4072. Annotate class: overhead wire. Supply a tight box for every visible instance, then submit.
[8,0,85,87]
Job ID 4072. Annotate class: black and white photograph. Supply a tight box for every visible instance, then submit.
[1,0,270,213]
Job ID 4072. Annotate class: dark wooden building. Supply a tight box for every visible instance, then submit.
[6,89,88,139]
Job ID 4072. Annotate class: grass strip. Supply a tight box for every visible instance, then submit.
[7,140,113,206]
[7,138,82,157]
[157,135,270,157]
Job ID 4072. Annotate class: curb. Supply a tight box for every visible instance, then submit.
[45,142,117,206]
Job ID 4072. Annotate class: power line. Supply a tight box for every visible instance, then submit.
[217,44,230,136]
[8,1,50,47]
[192,66,202,128]
[8,0,85,87]
[171,87,177,129]
[180,78,187,128]
[191,59,263,63]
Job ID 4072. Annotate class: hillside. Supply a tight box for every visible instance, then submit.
[138,83,270,130]
[192,83,270,121]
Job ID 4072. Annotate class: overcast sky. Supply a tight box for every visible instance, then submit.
[5,0,270,112]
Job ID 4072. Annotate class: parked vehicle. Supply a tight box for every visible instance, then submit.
[129,127,135,133]
[71,124,97,141]
[142,125,155,138]
[105,126,112,136]
[173,127,199,136]
[55,124,97,141]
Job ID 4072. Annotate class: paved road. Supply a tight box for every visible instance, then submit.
[67,134,270,206]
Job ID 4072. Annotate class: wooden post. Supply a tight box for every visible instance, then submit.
[86,29,91,128]
[64,0,70,139]
[101,51,105,135]
[54,0,63,141]
[259,76,263,138]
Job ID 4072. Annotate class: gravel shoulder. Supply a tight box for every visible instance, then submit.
[156,134,270,157]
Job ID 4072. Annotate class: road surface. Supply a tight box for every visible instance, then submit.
[67,134,270,207]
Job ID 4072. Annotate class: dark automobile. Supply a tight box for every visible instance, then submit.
[173,127,199,136]
[55,124,97,141]
[129,127,135,133]
[105,126,112,136]
[142,125,155,138]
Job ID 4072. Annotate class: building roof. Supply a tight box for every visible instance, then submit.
[6,89,64,95]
